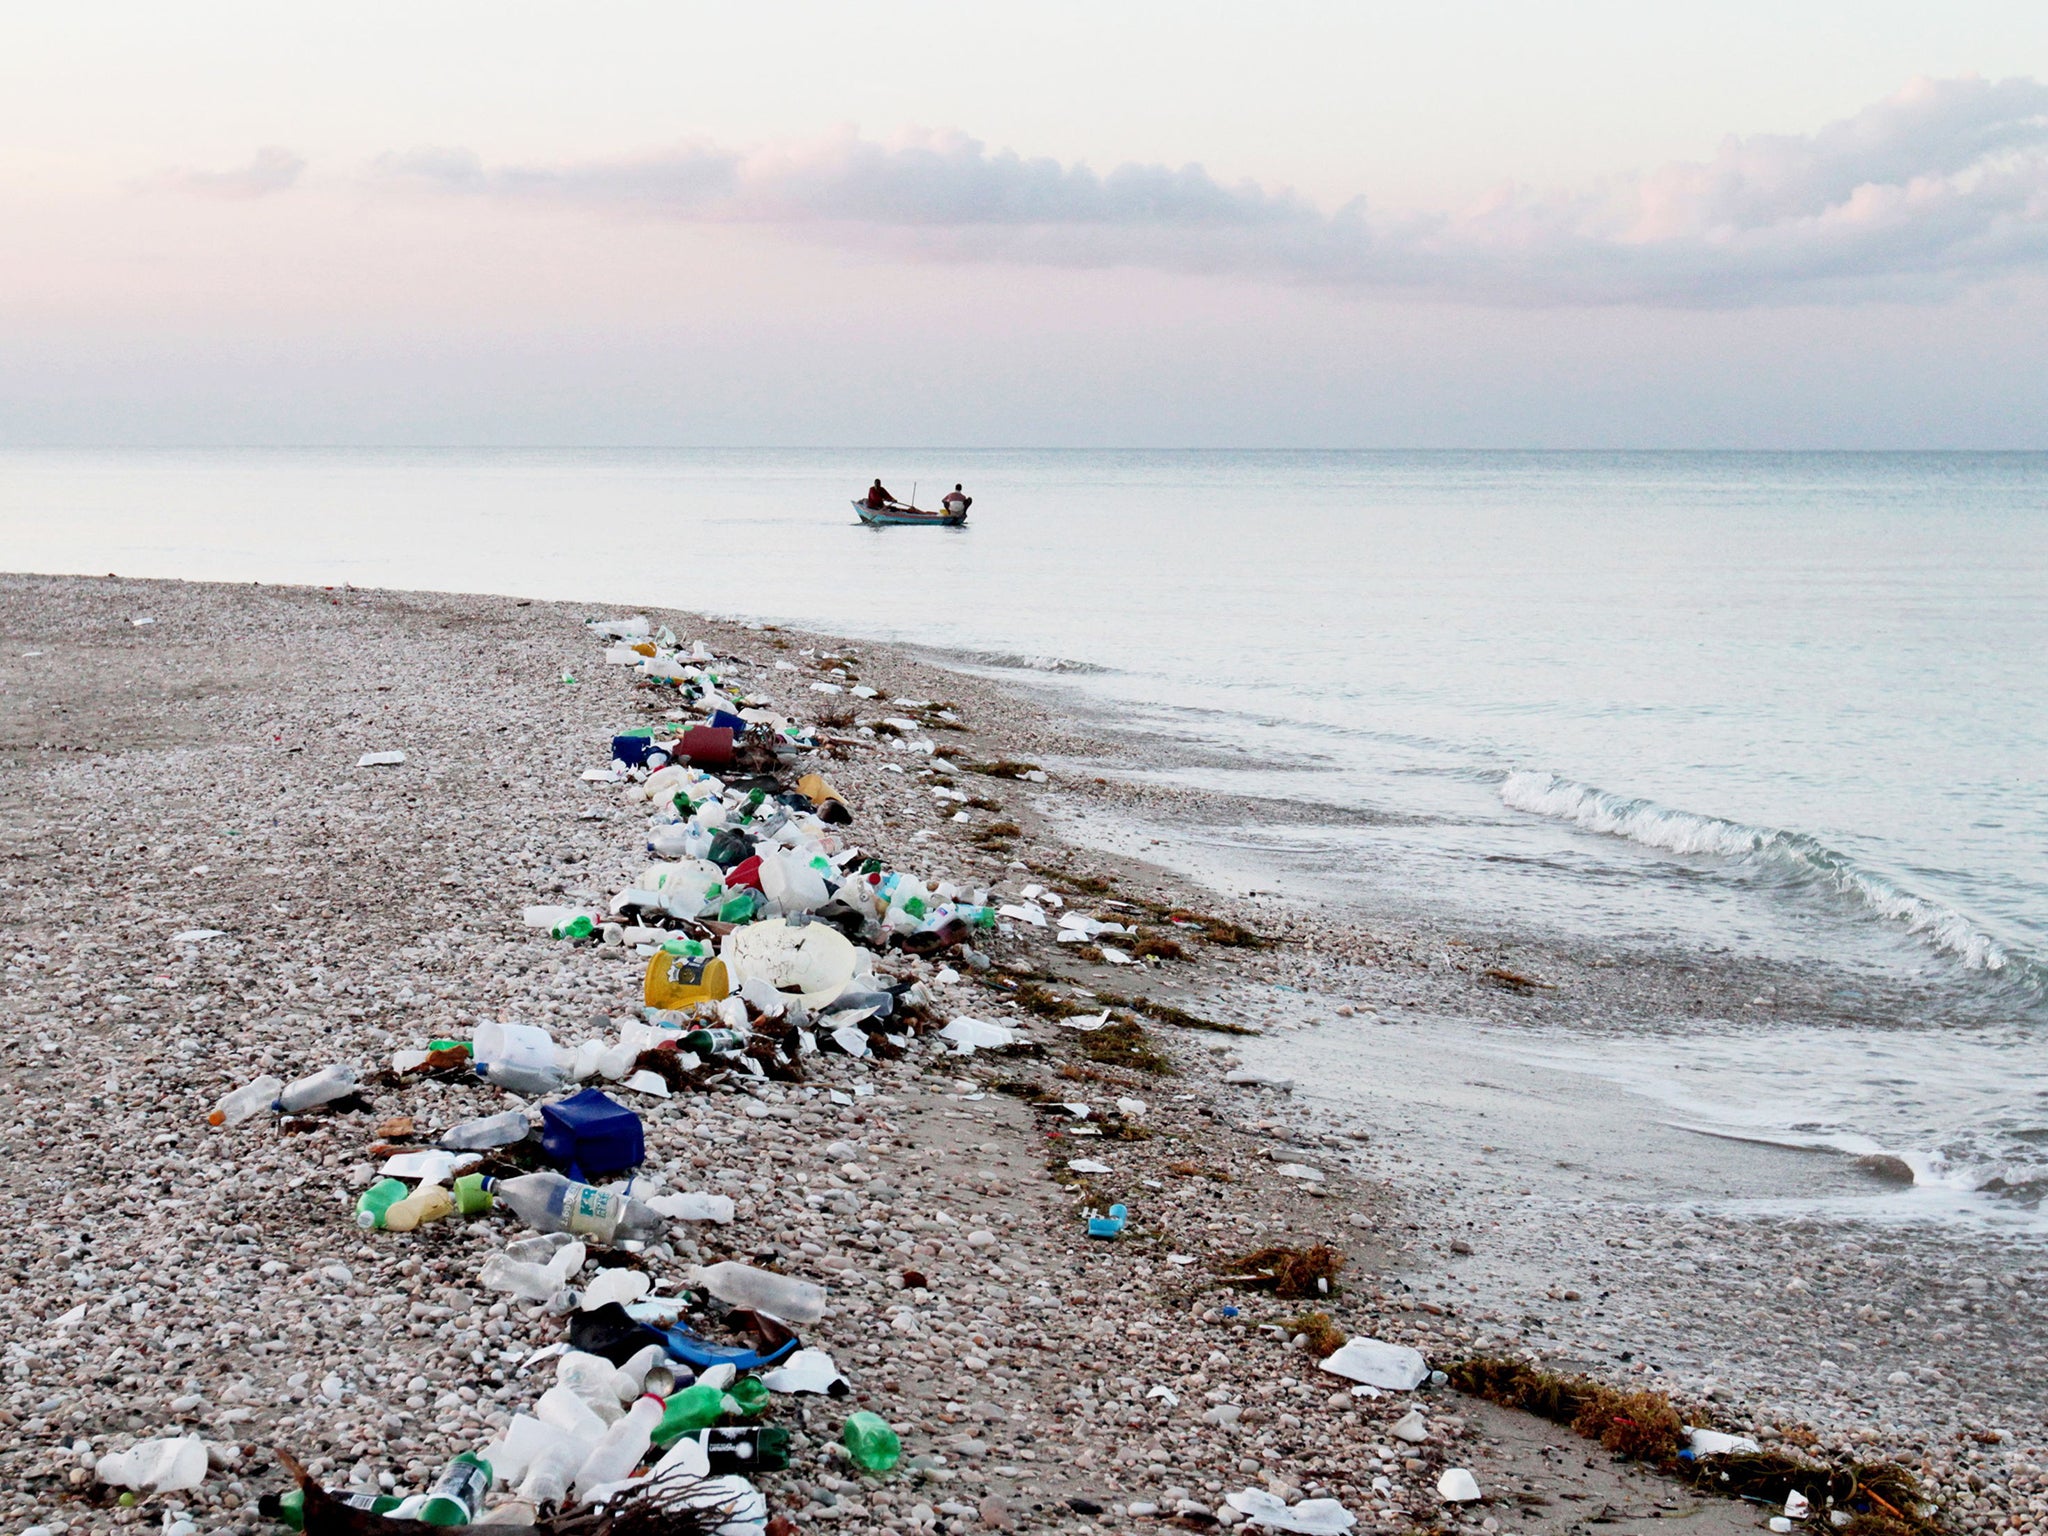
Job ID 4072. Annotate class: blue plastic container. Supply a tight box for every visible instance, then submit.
[539,1088,645,1183]
[611,733,662,768]
[1087,1203,1128,1238]
[708,709,748,735]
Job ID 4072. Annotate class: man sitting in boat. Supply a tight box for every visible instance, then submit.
[942,484,972,514]
[864,479,900,510]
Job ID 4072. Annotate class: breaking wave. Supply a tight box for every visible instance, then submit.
[1500,769,2043,990]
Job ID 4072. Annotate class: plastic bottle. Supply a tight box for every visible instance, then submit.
[208,1075,285,1127]
[276,1064,360,1113]
[550,914,596,942]
[556,1352,627,1424]
[612,1343,669,1404]
[275,1488,402,1529]
[354,1177,409,1230]
[689,1261,826,1326]
[515,1434,584,1507]
[570,1393,665,1503]
[725,1375,769,1416]
[383,1174,492,1234]
[650,1383,728,1447]
[535,1384,611,1445]
[438,1110,532,1151]
[478,1238,585,1302]
[693,1426,791,1473]
[418,1452,492,1526]
[473,1021,567,1095]
[486,1171,667,1243]
[841,1411,901,1473]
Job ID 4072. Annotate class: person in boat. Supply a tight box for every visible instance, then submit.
[941,483,972,514]
[864,479,899,510]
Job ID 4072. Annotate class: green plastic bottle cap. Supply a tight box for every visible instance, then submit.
[452,1173,494,1215]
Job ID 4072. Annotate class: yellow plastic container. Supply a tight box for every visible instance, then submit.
[643,952,731,1010]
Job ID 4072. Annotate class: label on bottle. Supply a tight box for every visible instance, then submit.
[564,1183,620,1237]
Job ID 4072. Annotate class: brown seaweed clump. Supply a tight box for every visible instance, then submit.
[1221,1243,1346,1299]
[1445,1358,1940,1535]
[1279,1310,1348,1358]
[1075,1019,1174,1075]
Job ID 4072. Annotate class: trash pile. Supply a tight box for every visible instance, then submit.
[182,616,1040,1532]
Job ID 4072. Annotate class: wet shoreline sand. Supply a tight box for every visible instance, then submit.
[1,573,2040,1536]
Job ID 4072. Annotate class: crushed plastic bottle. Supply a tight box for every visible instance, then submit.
[479,1236,586,1301]
[474,1021,568,1095]
[96,1436,209,1493]
[841,1410,901,1473]
[689,1261,826,1326]
[208,1075,285,1127]
[486,1171,667,1243]
[354,1177,409,1230]
[437,1109,533,1151]
[276,1063,360,1113]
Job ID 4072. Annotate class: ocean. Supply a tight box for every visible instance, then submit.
[5,446,2045,1216]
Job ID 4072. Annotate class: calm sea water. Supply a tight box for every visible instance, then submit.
[6,447,2046,1213]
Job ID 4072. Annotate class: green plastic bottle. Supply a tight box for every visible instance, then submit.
[842,1411,901,1473]
[550,913,595,941]
[427,1038,472,1055]
[354,1178,408,1231]
[651,1383,728,1446]
[417,1452,491,1526]
[717,889,761,923]
[725,1375,769,1416]
[275,1488,400,1530]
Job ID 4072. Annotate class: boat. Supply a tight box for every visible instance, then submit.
[852,499,968,528]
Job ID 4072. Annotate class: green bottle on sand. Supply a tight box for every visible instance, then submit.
[354,1178,408,1231]
[418,1451,491,1526]
[842,1411,901,1473]
[651,1383,728,1446]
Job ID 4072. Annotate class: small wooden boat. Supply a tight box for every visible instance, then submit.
[852,499,967,528]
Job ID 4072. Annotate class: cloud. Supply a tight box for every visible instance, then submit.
[167,146,307,199]
[376,76,2048,306]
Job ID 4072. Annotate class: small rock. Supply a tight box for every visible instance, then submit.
[1438,1468,1481,1503]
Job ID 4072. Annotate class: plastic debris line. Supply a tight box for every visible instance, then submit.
[196,612,1093,1529]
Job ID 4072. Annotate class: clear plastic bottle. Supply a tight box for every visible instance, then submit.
[208,1075,284,1127]
[478,1238,585,1302]
[570,1393,665,1503]
[437,1109,532,1151]
[556,1352,627,1424]
[276,1064,360,1113]
[535,1384,610,1444]
[515,1433,584,1506]
[485,1172,666,1243]
[689,1261,826,1325]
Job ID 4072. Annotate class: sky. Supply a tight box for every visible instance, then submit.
[3,2,2048,448]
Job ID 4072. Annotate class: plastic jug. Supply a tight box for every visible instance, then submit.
[643,951,730,1011]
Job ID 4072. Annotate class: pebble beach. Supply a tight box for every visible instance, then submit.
[2,572,2043,1536]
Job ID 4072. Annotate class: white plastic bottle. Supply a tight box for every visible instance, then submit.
[570,1394,665,1503]
[208,1075,284,1126]
[276,1064,359,1112]
[610,1343,668,1404]
[479,1238,585,1302]
[689,1261,826,1326]
[473,1021,568,1094]
[535,1383,611,1444]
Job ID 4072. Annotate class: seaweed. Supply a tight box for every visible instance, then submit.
[1095,990,1259,1037]
[965,760,1040,779]
[1445,1357,1940,1534]
[1129,933,1186,962]
[1279,1311,1348,1358]
[1220,1244,1345,1299]
[1075,1019,1174,1075]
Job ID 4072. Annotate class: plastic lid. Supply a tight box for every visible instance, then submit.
[453,1173,494,1215]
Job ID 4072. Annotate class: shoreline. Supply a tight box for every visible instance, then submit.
[0,572,2038,1536]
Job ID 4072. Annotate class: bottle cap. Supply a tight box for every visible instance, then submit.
[453,1173,494,1215]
